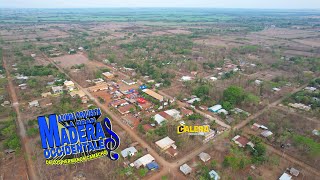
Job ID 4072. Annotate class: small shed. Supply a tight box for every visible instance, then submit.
[180,164,192,175]
[198,152,211,162]
[209,170,220,180]
[29,100,39,107]
[289,168,300,177]
[146,162,159,170]
[121,147,137,158]
[154,114,167,125]
[261,130,273,138]
[279,172,292,180]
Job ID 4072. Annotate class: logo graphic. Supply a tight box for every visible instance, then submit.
[37,108,120,165]
[177,125,210,135]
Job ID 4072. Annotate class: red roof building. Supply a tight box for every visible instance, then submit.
[117,104,135,115]
[143,124,154,132]
[181,107,194,117]
[137,97,146,104]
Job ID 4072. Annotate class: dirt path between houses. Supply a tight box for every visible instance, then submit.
[3,49,38,180]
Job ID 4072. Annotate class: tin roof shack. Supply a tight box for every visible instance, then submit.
[166,147,178,157]
[64,81,75,91]
[209,170,220,180]
[181,107,194,117]
[181,76,192,82]
[289,167,300,177]
[88,82,109,92]
[180,164,192,175]
[261,130,273,138]
[186,97,201,104]
[102,72,114,79]
[198,152,211,162]
[155,136,176,151]
[164,109,181,120]
[122,79,136,86]
[132,154,155,168]
[208,105,222,113]
[51,86,63,94]
[19,83,27,90]
[28,100,39,108]
[121,147,137,158]
[154,114,167,125]
[279,172,292,180]
[232,135,254,148]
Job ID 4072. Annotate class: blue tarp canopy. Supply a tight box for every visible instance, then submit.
[146,161,159,170]
[139,85,147,90]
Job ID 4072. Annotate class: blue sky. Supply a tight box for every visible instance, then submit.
[0,0,319,9]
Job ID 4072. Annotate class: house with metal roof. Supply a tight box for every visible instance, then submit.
[121,147,137,158]
[154,114,167,125]
[142,89,164,102]
[279,172,292,180]
[180,164,192,175]
[155,136,176,151]
[208,105,222,113]
[209,170,220,180]
[132,154,155,168]
[198,152,211,162]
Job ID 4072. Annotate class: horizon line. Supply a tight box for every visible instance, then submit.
[1,7,320,10]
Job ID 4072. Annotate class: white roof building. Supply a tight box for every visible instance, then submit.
[217,109,228,115]
[209,77,218,81]
[186,98,201,104]
[180,164,192,175]
[121,147,137,158]
[279,172,292,180]
[154,114,167,125]
[198,152,211,162]
[52,86,63,94]
[164,109,181,120]
[209,170,220,180]
[289,168,300,177]
[208,105,222,113]
[132,154,155,168]
[155,136,175,151]
[261,130,273,138]
[305,87,317,92]
[273,87,281,92]
[255,80,263,85]
[28,100,39,107]
[181,76,192,81]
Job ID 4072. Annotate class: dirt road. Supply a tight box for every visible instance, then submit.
[3,49,38,180]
